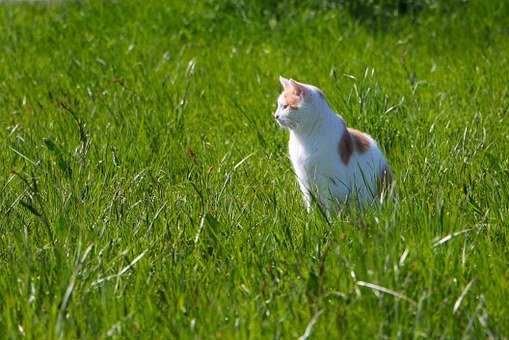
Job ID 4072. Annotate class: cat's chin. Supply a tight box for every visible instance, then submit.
[277,122,290,130]
[276,118,294,130]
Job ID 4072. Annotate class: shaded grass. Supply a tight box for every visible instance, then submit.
[1,0,508,338]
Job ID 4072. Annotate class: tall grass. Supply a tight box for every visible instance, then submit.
[1,0,508,338]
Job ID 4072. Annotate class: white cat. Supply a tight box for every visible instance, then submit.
[274,76,392,212]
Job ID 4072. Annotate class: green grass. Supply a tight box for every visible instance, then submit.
[1,0,509,338]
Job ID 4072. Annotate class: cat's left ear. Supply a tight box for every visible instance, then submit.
[279,75,290,88]
[289,79,308,98]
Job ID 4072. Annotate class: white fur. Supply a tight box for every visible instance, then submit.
[275,77,389,212]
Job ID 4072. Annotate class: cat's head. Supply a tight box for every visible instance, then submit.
[274,76,327,130]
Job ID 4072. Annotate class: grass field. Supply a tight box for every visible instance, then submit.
[1,0,509,338]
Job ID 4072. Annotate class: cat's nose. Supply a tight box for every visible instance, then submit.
[274,113,280,119]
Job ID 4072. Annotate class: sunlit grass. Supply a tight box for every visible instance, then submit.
[1,0,508,338]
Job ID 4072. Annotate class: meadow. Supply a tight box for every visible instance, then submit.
[1,0,508,338]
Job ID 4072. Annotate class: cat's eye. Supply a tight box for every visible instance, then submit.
[281,104,289,110]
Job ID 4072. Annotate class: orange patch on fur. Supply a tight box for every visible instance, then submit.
[338,128,353,165]
[348,128,370,153]
[283,86,302,108]
[338,127,371,165]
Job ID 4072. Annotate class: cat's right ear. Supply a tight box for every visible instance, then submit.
[279,76,290,88]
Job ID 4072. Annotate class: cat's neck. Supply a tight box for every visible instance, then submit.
[290,105,344,144]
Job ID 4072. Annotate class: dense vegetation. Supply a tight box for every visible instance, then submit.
[1,0,508,338]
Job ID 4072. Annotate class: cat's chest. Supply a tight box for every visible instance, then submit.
[288,138,329,171]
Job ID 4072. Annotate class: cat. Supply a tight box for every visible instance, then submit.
[274,76,392,212]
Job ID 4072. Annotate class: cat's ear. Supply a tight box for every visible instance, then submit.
[289,79,307,97]
[279,75,290,88]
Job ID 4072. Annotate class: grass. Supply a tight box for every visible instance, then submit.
[1,0,508,338]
